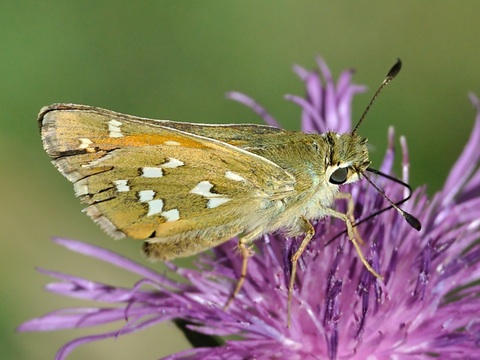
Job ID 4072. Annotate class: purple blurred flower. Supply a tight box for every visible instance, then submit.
[19,59,480,359]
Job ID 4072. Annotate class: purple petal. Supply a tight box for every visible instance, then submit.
[52,238,174,285]
[56,315,166,360]
[441,93,480,205]
[225,91,281,127]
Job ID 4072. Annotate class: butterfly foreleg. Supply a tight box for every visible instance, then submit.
[324,205,382,280]
[335,191,364,245]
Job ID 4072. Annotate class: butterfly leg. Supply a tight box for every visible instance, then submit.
[288,216,315,327]
[324,206,382,280]
[336,192,364,244]
[223,237,253,309]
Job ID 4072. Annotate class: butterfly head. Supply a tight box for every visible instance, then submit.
[324,132,370,187]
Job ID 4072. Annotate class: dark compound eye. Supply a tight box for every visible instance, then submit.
[329,167,348,184]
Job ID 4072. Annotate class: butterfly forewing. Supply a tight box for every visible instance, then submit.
[39,104,296,243]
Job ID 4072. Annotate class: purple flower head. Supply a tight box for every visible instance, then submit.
[19,59,480,359]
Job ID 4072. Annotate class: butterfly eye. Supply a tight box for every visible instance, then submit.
[329,167,348,184]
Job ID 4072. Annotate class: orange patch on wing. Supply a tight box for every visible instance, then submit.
[102,134,208,148]
[125,222,159,239]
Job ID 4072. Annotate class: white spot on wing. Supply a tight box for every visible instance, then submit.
[162,158,184,168]
[161,208,180,222]
[108,119,123,138]
[142,167,163,178]
[225,170,245,182]
[147,199,164,216]
[138,191,176,218]
[190,181,216,197]
[190,181,231,208]
[139,190,155,202]
[79,138,92,149]
[164,140,181,146]
[208,197,231,208]
[137,194,179,220]
[114,180,130,192]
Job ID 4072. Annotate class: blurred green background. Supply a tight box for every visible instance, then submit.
[2,2,479,359]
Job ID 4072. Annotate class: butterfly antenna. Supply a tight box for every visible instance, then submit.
[362,170,421,231]
[325,168,420,247]
[352,59,402,135]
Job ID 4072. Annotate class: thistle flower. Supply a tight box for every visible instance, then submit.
[19,59,480,359]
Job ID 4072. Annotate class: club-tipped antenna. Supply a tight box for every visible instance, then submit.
[350,167,414,228]
[352,59,402,135]
[325,167,421,246]
[362,171,421,231]
[326,168,421,247]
